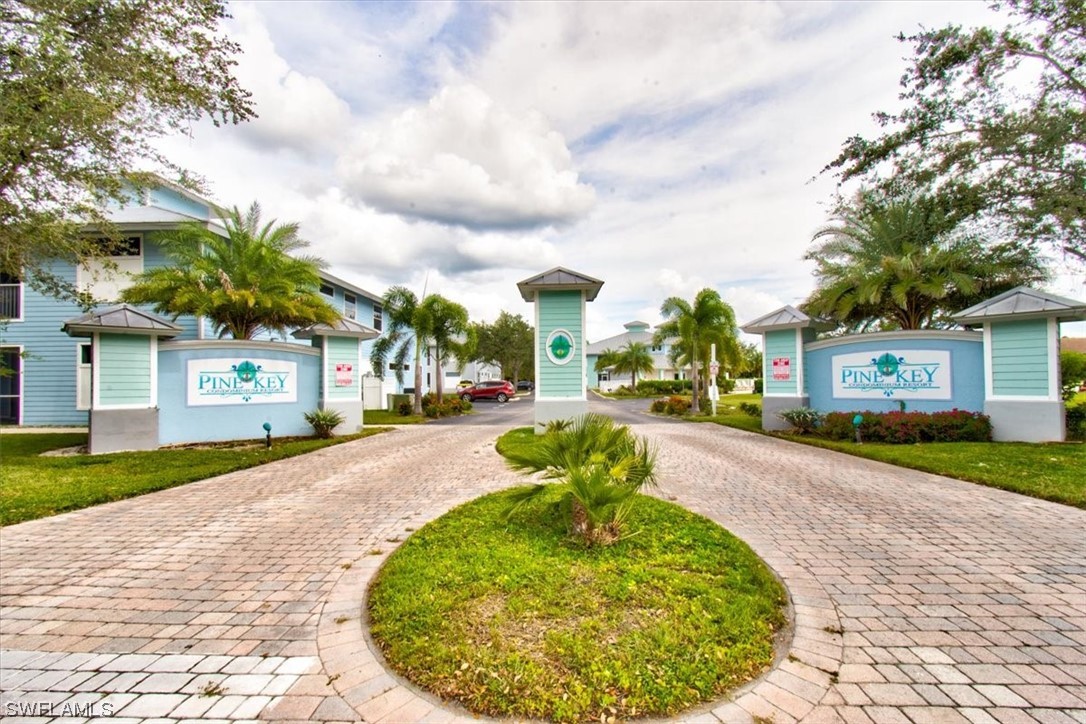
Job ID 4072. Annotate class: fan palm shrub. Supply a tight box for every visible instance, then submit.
[503,413,657,546]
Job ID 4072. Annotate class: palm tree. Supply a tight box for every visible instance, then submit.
[803,191,1047,331]
[419,294,470,404]
[121,202,339,338]
[654,289,740,414]
[370,286,427,415]
[610,341,655,390]
[503,413,657,546]
[593,348,618,384]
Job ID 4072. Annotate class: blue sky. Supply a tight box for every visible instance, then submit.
[158,0,1085,340]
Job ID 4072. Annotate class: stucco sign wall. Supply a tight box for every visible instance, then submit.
[832,350,952,400]
[186,358,298,406]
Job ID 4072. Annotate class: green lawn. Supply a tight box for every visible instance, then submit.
[368,483,786,722]
[363,409,430,425]
[0,429,388,525]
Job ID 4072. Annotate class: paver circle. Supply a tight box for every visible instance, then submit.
[1,420,1084,723]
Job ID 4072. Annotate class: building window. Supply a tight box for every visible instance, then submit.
[344,293,356,320]
[651,344,663,352]
[0,346,21,425]
[0,272,22,322]
[373,303,383,331]
[319,282,334,297]
[76,342,92,411]
[76,235,143,302]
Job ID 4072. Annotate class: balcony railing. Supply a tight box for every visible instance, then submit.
[0,283,21,320]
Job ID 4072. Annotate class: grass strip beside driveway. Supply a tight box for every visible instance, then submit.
[0,429,388,525]
[692,402,1084,508]
[774,436,1085,509]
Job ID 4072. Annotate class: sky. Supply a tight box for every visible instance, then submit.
[158,0,1085,342]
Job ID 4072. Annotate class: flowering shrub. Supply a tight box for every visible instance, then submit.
[423,397,473,418]
[664,396,691,415]
[821,409,992,443]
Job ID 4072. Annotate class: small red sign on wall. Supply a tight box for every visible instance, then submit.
[772,357,791,381]
[335,363,353,387]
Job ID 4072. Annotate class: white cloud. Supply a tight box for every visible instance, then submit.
[226,3,352,154]
[157,0,1078,344]
[337,85,595,229]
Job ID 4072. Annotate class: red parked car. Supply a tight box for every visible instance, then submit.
[459,380,516,403]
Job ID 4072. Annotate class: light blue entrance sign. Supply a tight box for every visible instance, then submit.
[832,350,951,400]
[187,358,298,406]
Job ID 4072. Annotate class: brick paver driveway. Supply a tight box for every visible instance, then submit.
[2,420,1084,723]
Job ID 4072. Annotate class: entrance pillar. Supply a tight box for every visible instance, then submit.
[517,267,604,433]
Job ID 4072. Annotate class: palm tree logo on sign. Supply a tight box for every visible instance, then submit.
[231,360,262,401]
[874,353,903,377]
[546,330,575,365]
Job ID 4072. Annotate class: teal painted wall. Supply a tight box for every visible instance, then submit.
[538,290,584,398]
[764,330,798,395]
[990,319,1050,396]
[98,334,152,406]
[325,336,360,400]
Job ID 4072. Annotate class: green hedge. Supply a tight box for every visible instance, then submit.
[636,378,736,395]
[637,379,692,394]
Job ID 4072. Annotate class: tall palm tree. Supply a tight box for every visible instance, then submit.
[609,341,655,390]
[121,202,339,338]
[419,294,470,404]
[803,192,1047,331]
[370,286,427,415]
[654,289,740,414]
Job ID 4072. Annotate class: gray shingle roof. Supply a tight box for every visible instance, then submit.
[954,286,1086,324]
[62,304,183,337]
[517,267,604,302]
[292,318,381,340]
[740,305,835,333]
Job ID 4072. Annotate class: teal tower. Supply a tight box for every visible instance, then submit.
[518,267,604,433]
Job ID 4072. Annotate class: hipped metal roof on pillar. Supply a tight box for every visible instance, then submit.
[517,267,604,302]
[61,304,183,338]
[292,317,381,340]
[953,286,1086,325]
[740,305,836,334]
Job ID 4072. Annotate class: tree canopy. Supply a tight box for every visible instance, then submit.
[1,0,253,297]
[121,203,338,339]
[824,0,1085,263]
[802,190,1048,331]
[473,312,534,383]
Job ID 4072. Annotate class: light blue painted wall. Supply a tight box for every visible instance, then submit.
[990,319,1049,397]
[324,337,360,400]
[806,335,985,414]
[98,334,152,406]
[0,263,89,425]
[147,187,211,219]
[537,290,584,398]
[157,343,320,444]
[764,330,798,395]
